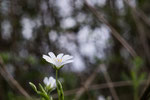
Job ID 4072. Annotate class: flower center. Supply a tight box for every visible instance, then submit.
[57,59,62,62]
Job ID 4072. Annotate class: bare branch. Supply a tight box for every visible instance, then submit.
[100,64,119,100]
[52,80,146,98]
[0,57,31,99]
[124,0,150,27]
[73,66,101,100]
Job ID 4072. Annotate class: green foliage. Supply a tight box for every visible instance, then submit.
[0,52,12,63]
[133,56,144,69]
[25,55,37,65]
[29,82,52,100]
[7,91,35,100]
[29,82,38,93]
[57,80,64,100]
[0,52,37,65]
[122,56,147,100]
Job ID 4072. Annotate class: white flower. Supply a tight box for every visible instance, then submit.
[98,95,105,100]
[43,76,56,89]
[43,52,73,69]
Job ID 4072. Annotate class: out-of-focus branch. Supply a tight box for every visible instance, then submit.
[132,12,150,64]
[0,57,31,99]
[100,64,119,100]
[124,1,150,99]
[73,64,119,100]
[84,0,137,58]
[123,0,150,64]
[73,66,101,100]
[140,74,150,100]
[52,80,146,98]
[124,0,150,28]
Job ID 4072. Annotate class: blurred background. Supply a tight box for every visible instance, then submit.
[0,0,150,100]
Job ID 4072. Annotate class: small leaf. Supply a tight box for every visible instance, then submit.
[29,82,38,93]
[37,92,49,100]
[58,80,64,100]
[138,73,146,83]
[133,56,143,69]
[39,83,47,95]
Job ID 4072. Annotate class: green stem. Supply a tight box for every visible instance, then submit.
[56,70,58,83]
[56,70,60,100]
[134,87,138,100]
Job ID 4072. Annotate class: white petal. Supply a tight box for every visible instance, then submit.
[62,60,74,65]
[48,52,56,58]
[57,53,64,59]
[62,55,73,62]
[51,79,56,88]
[52,81,56,88]
[43,55,55,65]
[49,77,56,88]
[43,77,49,85]
[43,55,52,62]
[49,77,54,82]
[55,62,62,68]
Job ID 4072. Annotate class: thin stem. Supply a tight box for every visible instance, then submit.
[134,86,138,100]
[56,70,60,100]
[56,70,58,82]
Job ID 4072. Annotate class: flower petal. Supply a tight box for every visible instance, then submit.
[43,77,49,85]
[55,62,63,68]
[50,77,56,88]
[57,53,64,59]
[62,55,73,62]
[62,60,74,65]
[48,52,56,58]
[43,55,55,65]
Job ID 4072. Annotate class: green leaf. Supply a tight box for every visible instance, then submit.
[39,84,47,95]
[133,56,143,69]
[29,82,38,93]
[138,73,146,83]
[37,92,49,100]
[58,80,64,100]
[130,71,138,89]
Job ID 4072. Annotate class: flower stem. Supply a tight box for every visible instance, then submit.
[56,70,60,100]
[56,70,58,83]
[56,70,64,100]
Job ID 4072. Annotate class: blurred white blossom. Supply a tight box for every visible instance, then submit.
[98,95,105,100]
[43,76,56,89]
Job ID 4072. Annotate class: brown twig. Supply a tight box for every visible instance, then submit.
[0,57,31,99]
[132,12,150,64]
[123,0,150,28]
[73,66,101,100]
[100,64,119,100]
[84,0,137,58]
[140,73,150,100]
[52,80,147,98]
[123,0,150,64]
